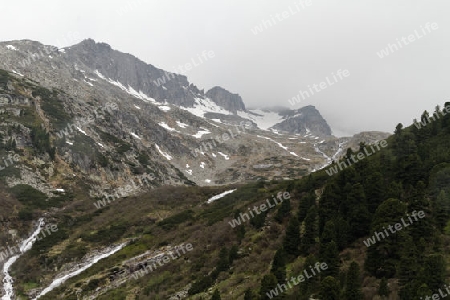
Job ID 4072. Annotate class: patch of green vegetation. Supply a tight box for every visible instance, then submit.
[97,288,128,300]
[23,282,39,291]
[0,165,21,180]
[9,106,37,125]
[28,228,69,256]
[134,271,172,298]
[79,222,129,245]
[157,209,194,230]
[199,184,260,226]
[137,152,149,165]
[97,129,132,154]
[59,243,88,261]
[97,129,123,144]
[18,208,33,221]
[51,190,74,202]
[30,125,55,159]
[9,184,47,205]
[97,152,109,167]
[0,69,10,89]
[116,143,131,154]
[32,86,71,130]
[9,184,68,209]
[444,220,450,235]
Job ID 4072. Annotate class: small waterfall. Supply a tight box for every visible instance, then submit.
[33,243,126,299]
[2,218,45,300]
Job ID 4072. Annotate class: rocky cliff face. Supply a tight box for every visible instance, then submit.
[68,39,202,107]
[272,105,332,136]
[205,86,246,114]
[0,39,389,192]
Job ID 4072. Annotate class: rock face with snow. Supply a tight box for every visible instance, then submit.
[205,86,246,114]
[66,39,203,107]
[0,39,389,189]
[272,105,332,136]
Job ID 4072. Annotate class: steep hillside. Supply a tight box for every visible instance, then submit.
[0,40,389,188]
[1,100,449,300]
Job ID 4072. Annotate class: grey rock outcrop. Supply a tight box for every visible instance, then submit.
[272,105,332,136]
[67,39,199,107]
[205,86,246,114]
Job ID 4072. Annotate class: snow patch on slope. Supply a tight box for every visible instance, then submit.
[158,105,171,112]
[238,109,284,130]
[11,70,24,77]
[180,97,232,118]
[76,127,87,136]
[193,128,211,139]
[130,132,141,140]
[155,144,172,160]
[95,70,157,104]
[176,121,189,128]
[158,122,179,132]
[207,189,237,204]
[217,152,230,160]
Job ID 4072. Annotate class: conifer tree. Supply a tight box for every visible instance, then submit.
[211,289,221,300]
[386,181,403,200]
[421,254,446,293]
[416,284,432,300]
[275,198,291,223]
[398,235,419,298]
[235,222,245,243]
[283,217,300,257]
[250,210,267,229]
[319,183,341,235]
[431,105,442,134]
[344,262,363,300]
[320,241,339,278]
[378,277,389,298]
[320,220,336,245]
[395,123,403,135]
[260,274,278,300]
[342,183,370,238]
[443,102,450,130]
[334,217,350,250]
[365,198,407,278]
[243,289,253,300]
[319,276,340,300]
[298,192,315,223]
[435,190,450,230]
[364,172,385,214]
[270,248,286,283]
[301,205,318,254]
[408,182,433,242]
[216,247,229,272]
[229,245,239,265]
[297,254,320,299]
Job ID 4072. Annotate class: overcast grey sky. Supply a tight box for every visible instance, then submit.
[1,0,449,135]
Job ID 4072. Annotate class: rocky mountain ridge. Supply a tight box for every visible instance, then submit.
[0,39,390,194]
[0,38,396,300]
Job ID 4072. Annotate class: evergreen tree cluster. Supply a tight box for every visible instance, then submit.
[252,102,450,299]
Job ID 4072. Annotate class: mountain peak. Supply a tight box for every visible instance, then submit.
[272,105,332,136]
[206,86,246,114]
[72,38,112,51]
